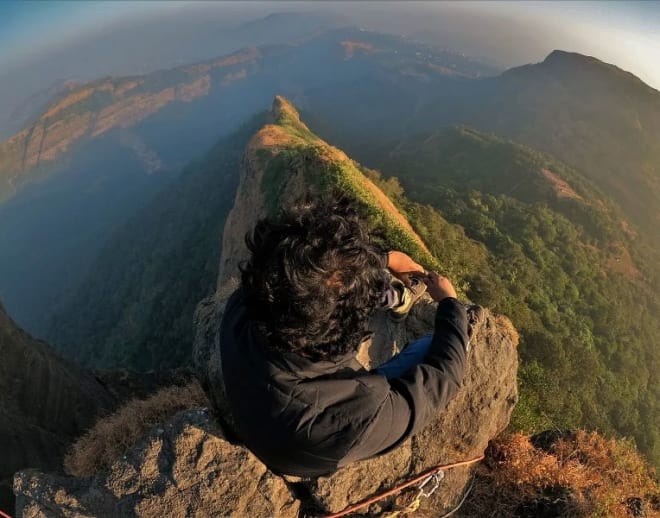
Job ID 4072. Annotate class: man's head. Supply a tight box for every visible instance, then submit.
[240,195,389,361]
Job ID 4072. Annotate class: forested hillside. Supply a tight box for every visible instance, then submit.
[47,115,266,370]
[48,96,660,471]
[308,50,660,248]
[376,126,660,468]
[37,46,660,473]
[0,138,177,335]
[415,50,660,246]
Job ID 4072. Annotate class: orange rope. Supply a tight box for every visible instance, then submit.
[323,454,484,518]
[0,509,12,518]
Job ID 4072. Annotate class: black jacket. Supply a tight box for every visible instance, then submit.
[219,288,468,478]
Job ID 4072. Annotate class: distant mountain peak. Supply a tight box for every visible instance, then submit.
[504,48,657,95]
[540,49,615,72]
[544,49,590,62]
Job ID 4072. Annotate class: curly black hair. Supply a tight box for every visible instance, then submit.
[240,195,389,361]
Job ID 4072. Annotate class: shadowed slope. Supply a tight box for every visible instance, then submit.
[0,302,115,511]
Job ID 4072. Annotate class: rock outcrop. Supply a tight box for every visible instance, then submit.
[13,97,519,516]
[196,96,519,515]
[195,290,518,516]
[14,409,301,518]
[0,302,116,512]
[216,95,434,288]
[14,298,517,517]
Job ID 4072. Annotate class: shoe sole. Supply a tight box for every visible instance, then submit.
[388,282,427,322]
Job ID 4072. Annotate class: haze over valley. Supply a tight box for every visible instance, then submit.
[1,2,659,514]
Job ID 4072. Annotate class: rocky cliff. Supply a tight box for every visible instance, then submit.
[0,299,196,515]
[0,47,260,202]
[193,288,517,517]
[0,302,116,512]
[217,96,434,289]
[14,303,517,517]
[12,98,520,517]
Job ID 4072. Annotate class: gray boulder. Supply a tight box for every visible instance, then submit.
[14,409,300,518]
[194,288,519,516]
[14,299,517,517]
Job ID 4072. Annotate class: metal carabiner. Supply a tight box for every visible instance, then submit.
[417,470,445,498]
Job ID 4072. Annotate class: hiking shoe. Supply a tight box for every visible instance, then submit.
[388,277,427,322]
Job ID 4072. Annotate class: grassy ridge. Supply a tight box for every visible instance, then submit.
[257,97,439,272]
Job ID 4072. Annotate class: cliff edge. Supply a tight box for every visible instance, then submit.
[0,302,116,512]
[13,97,519,517]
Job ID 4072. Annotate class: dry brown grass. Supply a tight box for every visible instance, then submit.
[541,168,584,201]
[606,242,642,280]
[64,381,209,477]
[251,124,305,150]
[493,314,520,348]
[459,431,660,517]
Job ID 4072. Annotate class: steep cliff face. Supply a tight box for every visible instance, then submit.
[0,47,260,202]
[217,95,433,288]
[0,302,116,512]
[14,305,517,518]
[12,97,519,516]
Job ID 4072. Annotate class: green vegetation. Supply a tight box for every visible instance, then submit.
[307,148,437,269]
[259,141,438,271]
[459,51,660,248]
[377,126,660,468]
[48,114,267,370]
[271,99,319,144]
[260,98,439,268]
[47,95,660,473]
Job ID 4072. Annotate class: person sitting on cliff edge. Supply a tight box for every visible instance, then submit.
[218,195,479,478]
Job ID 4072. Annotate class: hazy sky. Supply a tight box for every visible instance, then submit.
[347,1,660,88]
[0,1,658,128]
[2,1,659,81]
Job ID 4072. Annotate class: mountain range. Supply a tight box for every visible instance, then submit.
[0,26,490,335]
[1,21,659,473]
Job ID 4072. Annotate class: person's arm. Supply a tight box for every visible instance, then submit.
[341,275,468,463]
[387,296,468,434]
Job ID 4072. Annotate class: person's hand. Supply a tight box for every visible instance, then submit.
[423,271,457,302]
[386,251,424,287]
